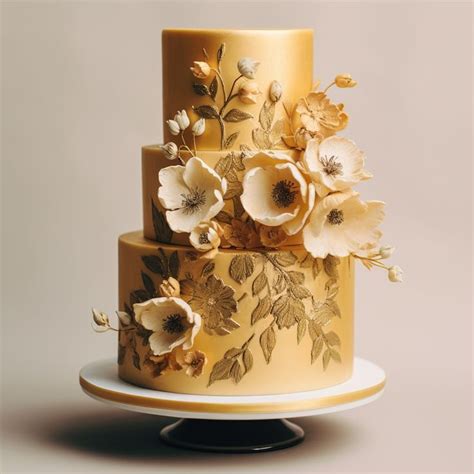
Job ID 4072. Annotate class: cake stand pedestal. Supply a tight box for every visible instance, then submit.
[79,357,385,453]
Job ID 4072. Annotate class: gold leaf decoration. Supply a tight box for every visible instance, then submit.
[297,319,307,344]
[252,127,271,149]
[274,251,297,267]
[151,199,172,243]
[251,295,271,324]
[259,100,275,131]
[208,358,234,386]
[193,104,220,119]
[224,131,239,149]
[216,43,225,68]
[223,109,253,123]
[242,349,253,373]
[252,271,268,295]
[322,348,331,370]
[323,255,340,278]
[209,76,218,100]
[192,83,210,96]
[215,210,233,224]
[260,325,276,364]
[326,331,341,346]
[229,255,255,284]
[311,336,324,363]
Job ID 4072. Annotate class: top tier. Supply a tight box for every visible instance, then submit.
[162,29,313,150]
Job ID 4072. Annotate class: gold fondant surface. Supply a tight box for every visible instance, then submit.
[118,231,354,396]
[162,29,313,150]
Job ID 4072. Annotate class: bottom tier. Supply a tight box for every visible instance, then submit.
[118,231,354,396]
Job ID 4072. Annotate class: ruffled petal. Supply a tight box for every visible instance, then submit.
[157,165,188,209]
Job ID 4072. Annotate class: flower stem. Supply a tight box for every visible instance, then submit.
[323,81,335,94]
[353,254,389,270]
[211,68,227,104]
[192,134,197,155]
[220,75,243,115]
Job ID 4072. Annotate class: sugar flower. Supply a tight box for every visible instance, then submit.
[302,136,372,196]
[269,80,283,102]
[238,80,261,105]
[174,110,190,131]
[134,297,201,356]
[192,118,206,136]
[178,350,207,378]
[189,220,221,258]
[303,191,385,258]
[161,142,179,160]
[158,157,227,233]
[190,61,211,79]
[222,218,260,249]
[293,91,348,138]
[237,57,260,79]
[240,151,315,236]
[166,119,180,136]
[388,265,403,283]
[335,73,357,88]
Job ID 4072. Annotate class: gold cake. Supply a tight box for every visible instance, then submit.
[91,28,401,396]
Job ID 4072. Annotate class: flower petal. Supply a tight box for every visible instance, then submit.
[183,156,225,195]
[157,165,188,209]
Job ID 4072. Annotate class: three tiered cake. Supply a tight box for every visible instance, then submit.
[92,29,401,396]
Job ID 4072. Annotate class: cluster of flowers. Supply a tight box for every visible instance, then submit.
[158,62,402,282]
[92,277,207,378]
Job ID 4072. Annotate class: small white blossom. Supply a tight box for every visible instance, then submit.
[269,80,283,102]
[116,311,132,326]
[237,57,260,79]
[379,245,395,259]
[166,119,180,136]
[92,308,109,327]
[388,265,403,283]
[192,118,206,136]
[174,110,190,130]
[160,142,179,160]
[190,61,211,79]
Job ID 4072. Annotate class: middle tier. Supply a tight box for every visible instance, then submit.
[142,145,304,246]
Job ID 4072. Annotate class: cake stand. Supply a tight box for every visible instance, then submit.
[79,357,385,453]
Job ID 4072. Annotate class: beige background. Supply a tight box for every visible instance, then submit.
[1,1,472,473]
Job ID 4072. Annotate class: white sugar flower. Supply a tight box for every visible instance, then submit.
[189,221,221,257]
[269,80,283,102]
[379,245,395,259]
[174,110,190,130]
[303,191,385,258]
[302,137,372,196]
[158,157,227,233]
[190,61,211,79]
[161,142,179,160]
[240,151,315,236]
[134,297,202,356]
[237,57,260,79]
[238,80,261,105]
[166,119,180,136]
[192,118,206,136]
[388,265,403,283]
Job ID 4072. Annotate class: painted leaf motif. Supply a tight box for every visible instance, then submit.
[217,43,225,66]
[117,344,126,365]
[270,118,286,145]
[242,349,253,373]
[224,180,243,199]
[231,361,243,383]
[311,336,324,363]
[308,319,322,341]
[151,200,172,243]
[130,289,149,306]
[209,76,218,100]
[288,271,305,285]
[259,100,275,131]
[141,255,165,276]
[141,271,155,296]
[330,348,342,363]
[201,261,215,277]
[322,348,331,370]
[229,255,255,284]
[290,284,312,299]
[323,255,340,278]
[214,153,233,177]
[192,83,210,96]
[252,271,268,295]
[297,319,307,344]
[224,347,242,358]
[168,251,180,279]
[251,295,271,325]
[272,296,303,328]
[274,252,297,267]
[223,109,253,123]
[326,331,341,346]
[132,352,141,370]
[260,325,276,364]
[215,210,233,224]
[208,358,234,386]
[224,131,239,149]
[252,127,270,149]
[194,104,220,119]
[273,273,286,294]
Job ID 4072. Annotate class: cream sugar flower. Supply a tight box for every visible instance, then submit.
[303,191,385,258]
[302,136,372,196]
[158,157,227,233]
[134,297,202,356]
[240,151,316,236]
[189,221,222,258]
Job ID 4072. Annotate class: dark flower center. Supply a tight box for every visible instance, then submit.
[272,180,298,208]
[162,313,185,334]
[320,155,343,177]
[327,209,344,225]
[181,188,206,215]
[199,232,210,244]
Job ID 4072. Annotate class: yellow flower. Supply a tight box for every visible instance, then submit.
[335,73,357,88]
[293,92,348,138]
[238,80,261,105]
[259,225,288,247]
[190,61,211,79]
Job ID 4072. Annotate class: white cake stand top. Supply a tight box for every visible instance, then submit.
[79,357,385,420]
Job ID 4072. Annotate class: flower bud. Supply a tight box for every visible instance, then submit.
[92,308,109,327]
[294,128,322,149]
[237,57,260,79]
[116,311,132,326]
[159,277,181,297]
[192,118,206,136]
[238,80,261,105]
[388,265,403,283]
[174,110,190,130]
[160,142,179,160]
[166,119,180,136]
[379,245,395,259]
[190,61,211,79]
[269,80,283,102]
[335,73,357,88]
